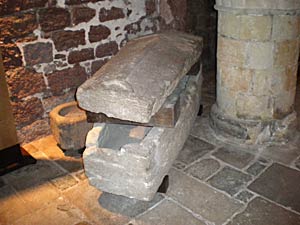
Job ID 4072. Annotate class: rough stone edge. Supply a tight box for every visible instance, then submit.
[83,71,203,201]
[209,104,298,145]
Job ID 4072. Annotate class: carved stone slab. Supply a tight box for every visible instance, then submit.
[76,31,203,123]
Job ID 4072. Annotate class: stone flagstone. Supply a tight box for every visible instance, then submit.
[248,163,300,213]
[167,168,242,225]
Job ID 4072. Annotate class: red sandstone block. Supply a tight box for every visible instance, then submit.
[95,41,118,58]
[39,7,71,32]
[23,42,53,66]
[72,6,96,25]
[5,67,46,100]
[88,25,111,43]
[47,65,88,96]
[99,7,125,22]
[11,97,44,127]
[68,48,94,64]
[52,30,85,51]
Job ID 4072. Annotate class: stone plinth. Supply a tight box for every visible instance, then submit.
[83,73,202,201]
[211,0,300,144]
[76,32,202,123]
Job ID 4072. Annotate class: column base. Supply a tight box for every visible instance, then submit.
[209,104,297,145]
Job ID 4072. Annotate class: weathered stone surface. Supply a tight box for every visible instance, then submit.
[50,101,93,151]
[63,181,129,225]
[0,0,48,16]
[212,147,254,169]
[52,30,85,51]
[167,168,242,225]
[228,197,300,225]
[68,48,94,64]
[91,59,108,74]
[5,67,46,99]
[208,166,252,196]
[17,119,51,144]
[236,190,254,203]
[1,43,23,70]
[39,7,71,32]
[212,0,300,144]
[65,0,102,5]
[145,0,156,15]
[246,161,267,176]
[0,12,37,42]
[98,192,163,217]
[0,185,32,224]
[95,41,118,58]
[86,83,181,128]
[83,73,202,200]
[99,7,125,22]
[72,6,96,25]
[184,158,220,180]
[77,32,203,123]
[248,163,300,213]
[11,97,44,127]
[13,197,88,225]
[133,200,205,225]
[88,25,111,43]
[23,42,53,66]
[177,136,215,164]
[216,0,300,10]
[47,65,88,96]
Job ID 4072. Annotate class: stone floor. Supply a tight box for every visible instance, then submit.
[1,71,300,225]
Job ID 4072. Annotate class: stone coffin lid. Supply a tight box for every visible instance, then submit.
[76,31,203,123]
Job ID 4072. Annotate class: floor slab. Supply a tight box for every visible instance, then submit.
[228,197,300,225]
[248,163,300,213]
[167,168,242,225]
[132,200,205,225]
[208,166,252,196]
[176,135,215,165]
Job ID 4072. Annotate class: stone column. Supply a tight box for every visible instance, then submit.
[210,0,300,144]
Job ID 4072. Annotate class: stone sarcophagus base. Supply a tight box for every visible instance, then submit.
[83,73,202,201]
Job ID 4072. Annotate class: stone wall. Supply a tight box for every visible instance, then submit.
[0,0,158,143]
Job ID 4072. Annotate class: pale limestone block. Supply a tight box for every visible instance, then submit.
[219,12,240,39]
[274,40,299,66]
[246,42,273,70]
[217,36,247,66]
[236,94,273,120]
[219,62,252,92]
[216,86,237,116]
[251,69,277,96]
[272,15,300,40]
[270,66,298,94]
[218,0,299,10]
[277,0,298,10]
[240,15,272,41]
[273,89,297,119]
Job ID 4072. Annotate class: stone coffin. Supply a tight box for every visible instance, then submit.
[76,32,203,123]
[83,72,202,201]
